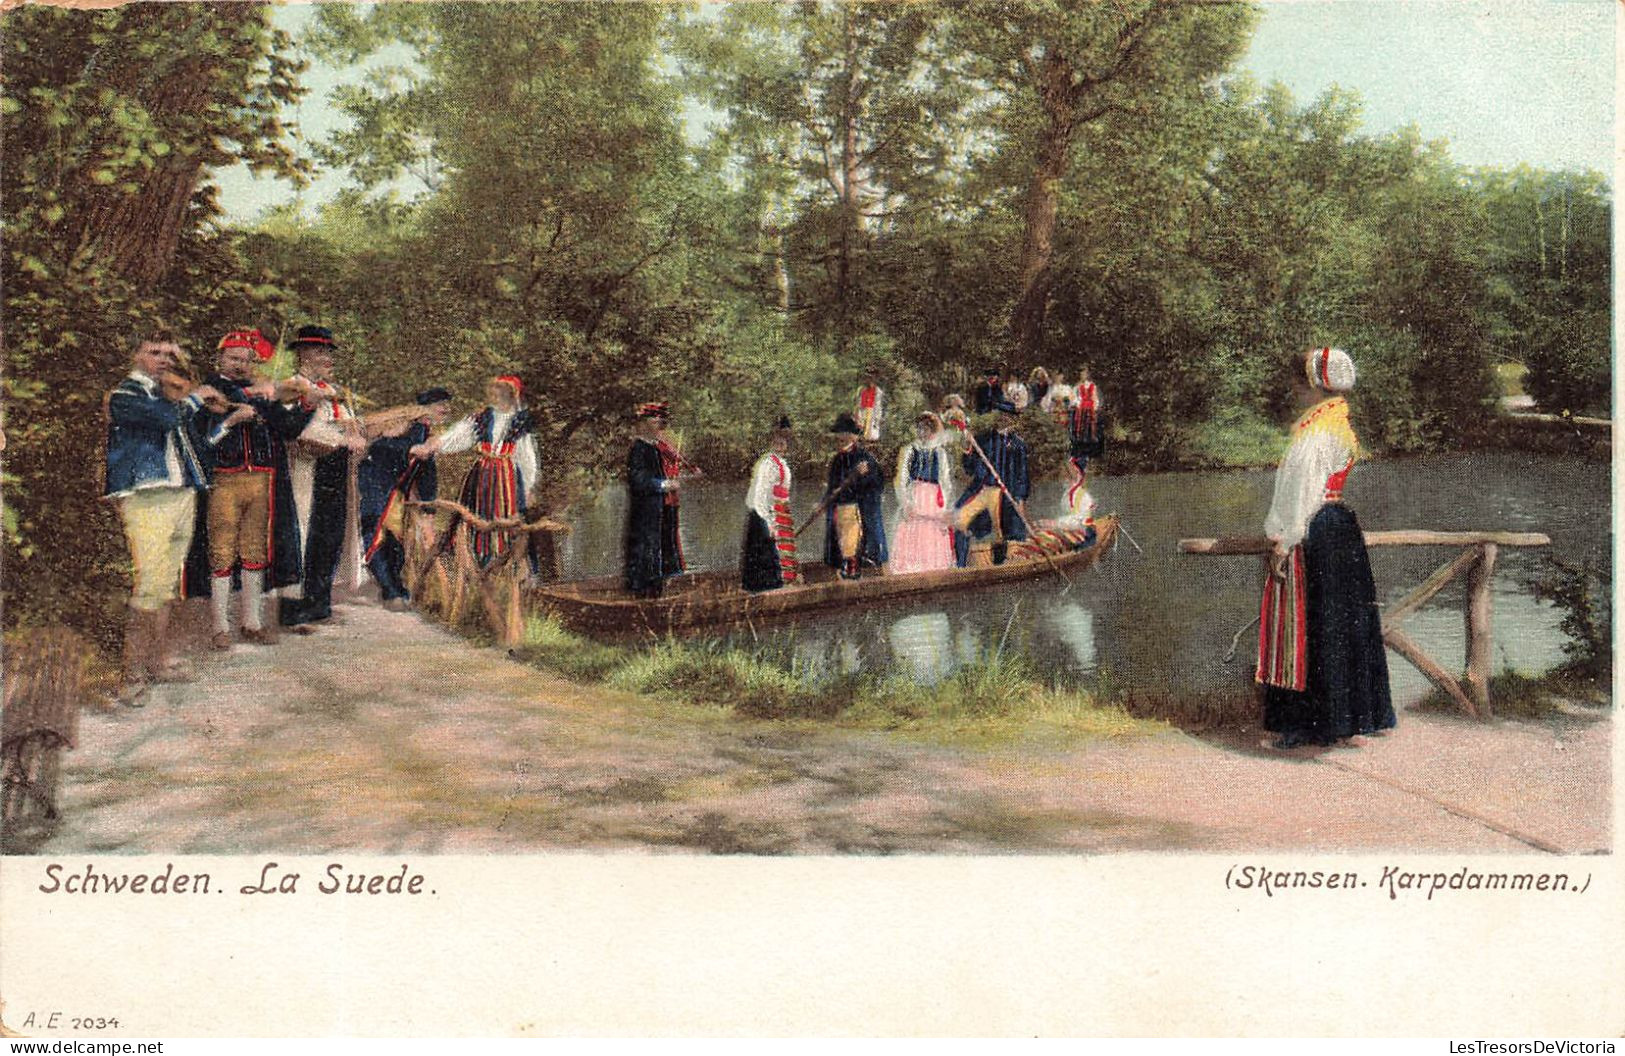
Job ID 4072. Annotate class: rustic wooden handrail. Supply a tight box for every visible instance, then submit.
[405,499,571,535]
[1178,529,1553,720]
[1178,531,1551,555]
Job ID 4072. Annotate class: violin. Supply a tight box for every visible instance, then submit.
[158,368,231,413]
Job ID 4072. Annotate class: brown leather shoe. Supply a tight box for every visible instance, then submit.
[210,632,233,651]
[240,627,274,645]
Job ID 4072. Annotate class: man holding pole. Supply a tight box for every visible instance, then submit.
[953,401,1031,567]
[822,413,887,580]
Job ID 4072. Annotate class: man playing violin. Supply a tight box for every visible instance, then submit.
[187,329,316,648]
[279,325,368,631]
[104,330,224,706]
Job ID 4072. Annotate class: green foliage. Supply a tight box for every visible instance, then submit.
[1528,556,1612,681]
[5,0,1611,658]
[2,4,305,650]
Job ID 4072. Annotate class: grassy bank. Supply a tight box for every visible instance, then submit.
[1416,662,1612,720]
[511,613,1172,745]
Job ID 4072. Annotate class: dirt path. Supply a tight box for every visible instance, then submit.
[30,597,1611,855]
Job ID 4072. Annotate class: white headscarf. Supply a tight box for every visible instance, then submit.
[1306,347,1356,393]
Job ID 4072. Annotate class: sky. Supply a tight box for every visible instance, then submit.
[213,0,1618,223]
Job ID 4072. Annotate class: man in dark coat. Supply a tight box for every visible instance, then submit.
[359,387,450,608]
[186,328,314,647]
[953,404,1031,566]
[624,402,681,597]
[822,412,887,579]
[972,368,1003,415]
[279,325,368,630]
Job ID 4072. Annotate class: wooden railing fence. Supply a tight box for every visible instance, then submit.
[1178,530,1552,719]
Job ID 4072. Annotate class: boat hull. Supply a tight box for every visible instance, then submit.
[531,517,1118,638]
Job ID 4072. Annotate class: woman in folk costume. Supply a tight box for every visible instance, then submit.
[1257,346,1395,750]
[1041,371,1074,425]
[1068,366,1105,474]
[1010,458,1097,560]
[1027,367,1052,408]
[889,412,956,574]
[1001,371,1030,412]
[413,374,539,568]
[740,416,798,593]
[854,365,886,442]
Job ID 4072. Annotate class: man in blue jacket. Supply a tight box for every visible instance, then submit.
[104,330,223,706]
[953,402,1031,567]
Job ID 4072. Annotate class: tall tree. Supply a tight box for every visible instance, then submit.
[678,1,966,353]
[950,0,1254,359]
[2,3,306,645]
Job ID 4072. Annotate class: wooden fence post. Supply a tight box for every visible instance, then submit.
[1464,542,1498,718]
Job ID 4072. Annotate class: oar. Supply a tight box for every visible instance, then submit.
[794,463,869,537]
[963,432,1072,590]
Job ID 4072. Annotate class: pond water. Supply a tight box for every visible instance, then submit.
[557,451,1610,705]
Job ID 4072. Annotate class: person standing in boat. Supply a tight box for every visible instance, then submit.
[853,365,885,442]
[1027,367,1051,410]
[823,412,887,580]
[889,412,956,574]
[412,374,539,571]
[741,416,798,593]
[972,368,1003,415]
[1256,346,1395,750]
[953,402,1030,567]
[1069,366,1105,479]
[1041,371,1074,426]
[1001,369,1030,413]
[624,401,682,597]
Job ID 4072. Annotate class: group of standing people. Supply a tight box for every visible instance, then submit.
[106,327,1390,752]
[615,363,1109,601]
[102,325,546,707]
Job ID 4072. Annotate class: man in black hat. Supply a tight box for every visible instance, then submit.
[279,324,367,629]
[624,401,682,597]
[359,387,452,609]
[953,400,1030,567]
[741,416,797,593]
[823,412,887,580]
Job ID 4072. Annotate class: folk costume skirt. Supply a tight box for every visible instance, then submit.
[459,454,522,568]
[741,512,787,592]
[1258,503,1395,744]
[890,481,955,574]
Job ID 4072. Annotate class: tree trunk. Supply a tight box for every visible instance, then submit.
[1010,48,1076,361]
[69,5,261,284]
[834,7,861,355]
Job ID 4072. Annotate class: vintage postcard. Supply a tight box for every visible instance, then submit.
[0,0,1620,1038]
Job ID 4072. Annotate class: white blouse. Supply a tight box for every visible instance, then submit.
[746,452,792,524]
[1264,420,1355,551]
[893,438,953,509]
[438,410,541,494]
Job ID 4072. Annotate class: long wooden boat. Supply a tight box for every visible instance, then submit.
[531,516,1118,637]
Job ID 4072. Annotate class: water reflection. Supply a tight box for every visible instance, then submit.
[564,451,1609,704]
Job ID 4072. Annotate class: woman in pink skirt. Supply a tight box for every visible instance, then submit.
[889,412,956,574]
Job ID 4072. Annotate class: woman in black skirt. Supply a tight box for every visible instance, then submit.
[1256,347,1395,749]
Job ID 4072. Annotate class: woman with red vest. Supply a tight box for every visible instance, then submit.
[413,374,539,568]
[1256,346,1394,750]
[1068,366,1105,476]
